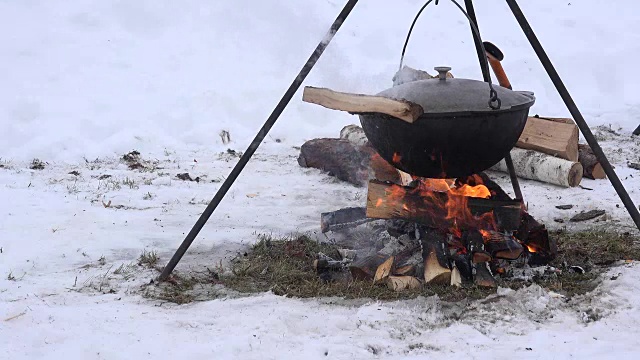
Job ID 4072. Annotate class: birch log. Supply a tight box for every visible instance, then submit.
[340,124,369,146]
[491,148,583,187]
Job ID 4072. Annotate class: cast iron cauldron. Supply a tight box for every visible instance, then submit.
[359,66,535,179]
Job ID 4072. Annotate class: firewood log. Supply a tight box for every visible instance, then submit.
[450,266,462,287]
[386,276,422,291]
[349,254,387,281]
[339,125,411,185]
[578,144,606,179]
[302,86,423,123]
[298,138,400,186]
[374,256,394,284]
[421,232,452,285]
[474,263,497,288]
[490,148,583,187]
[517,116,579,161]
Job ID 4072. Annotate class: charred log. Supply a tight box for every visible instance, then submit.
[298,138,400,187]
[349,254,388,281]
[320,207,373,233]
[474,262,497,288]
[483,231,524,260]
[517,212,556,265]
[420,230,452,284]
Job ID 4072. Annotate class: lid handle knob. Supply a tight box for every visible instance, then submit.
[434,66,452,80]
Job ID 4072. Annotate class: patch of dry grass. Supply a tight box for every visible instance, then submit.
[144,230,640,304]
[221,235,494,302]
[550,229,640,269]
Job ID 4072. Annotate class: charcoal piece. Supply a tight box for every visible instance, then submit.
[320,207,370,233]
[570,210,606,222]
[555,204,574,210]
[386,219,417,238]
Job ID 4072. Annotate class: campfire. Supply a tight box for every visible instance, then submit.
[305,126,557,291]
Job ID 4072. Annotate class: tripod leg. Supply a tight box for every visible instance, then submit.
[506,0,640,230]
[158,0,360,281]
[464,0,523,201]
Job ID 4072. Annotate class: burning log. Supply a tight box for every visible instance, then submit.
[578,144,606,180]
[298,138,401,186]
[483,231,524,260]
[365,180,522,232]
[491,148,583,187]
[516,116,579,161]
[420,231,452,284]
[516,212,556,265]
[302,86,423,124]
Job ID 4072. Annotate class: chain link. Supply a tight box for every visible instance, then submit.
[488,86,502,110]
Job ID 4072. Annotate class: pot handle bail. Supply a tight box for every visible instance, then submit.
[398,0,502,110]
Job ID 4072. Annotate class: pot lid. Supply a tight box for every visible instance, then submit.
[377,66,535,115]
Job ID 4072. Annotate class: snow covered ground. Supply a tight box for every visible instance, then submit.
[3,0,640,358]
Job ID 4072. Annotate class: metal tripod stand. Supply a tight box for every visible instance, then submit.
[158,0,640,281]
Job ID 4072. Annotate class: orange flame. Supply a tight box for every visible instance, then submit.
[372,174,498,235]
[392,152,402,164]
[526,244,538,253]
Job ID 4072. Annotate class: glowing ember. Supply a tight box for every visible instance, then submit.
[375,198,383,207]
[392,152,402,164]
